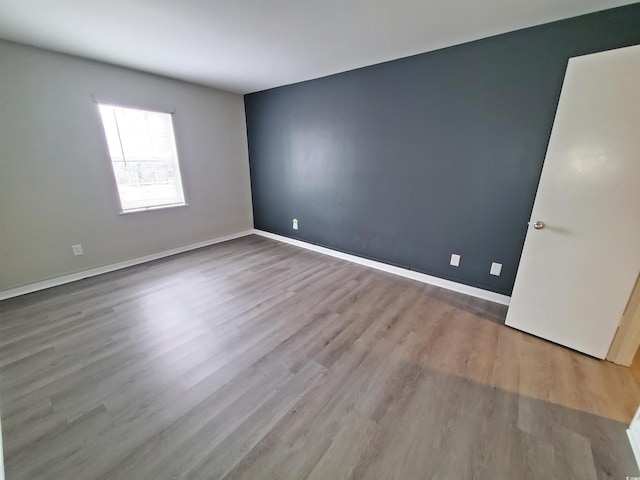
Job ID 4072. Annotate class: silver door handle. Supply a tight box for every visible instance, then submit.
[533,221,545,230]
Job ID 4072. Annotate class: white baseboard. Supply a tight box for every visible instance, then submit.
[0,230,254,301]
[252,229,511,305]
[1,228,511,306]
[0,419,4,480]
[628,406,640,471]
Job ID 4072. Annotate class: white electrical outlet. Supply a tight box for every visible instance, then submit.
[490,262,502,276]
[450,254,461,267]
[292,219,299,230]
[72,244,84,256]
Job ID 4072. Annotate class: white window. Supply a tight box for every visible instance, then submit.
[98,104,186,213]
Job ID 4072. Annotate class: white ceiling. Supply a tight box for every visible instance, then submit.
[0,0,635,94]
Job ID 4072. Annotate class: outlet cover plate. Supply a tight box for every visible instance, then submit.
[490,262,502,276]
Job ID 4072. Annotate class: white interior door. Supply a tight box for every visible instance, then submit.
[505,45,640,359]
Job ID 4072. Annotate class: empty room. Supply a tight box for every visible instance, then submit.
[2,1,640,479]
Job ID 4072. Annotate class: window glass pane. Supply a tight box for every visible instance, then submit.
[98,104,186,212]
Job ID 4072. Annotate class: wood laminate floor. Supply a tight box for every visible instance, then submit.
[1,235,639,479]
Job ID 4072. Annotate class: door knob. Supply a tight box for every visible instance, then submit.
[533,221,545,230]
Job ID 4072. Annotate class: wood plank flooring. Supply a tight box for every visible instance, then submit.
[1,234,639,479]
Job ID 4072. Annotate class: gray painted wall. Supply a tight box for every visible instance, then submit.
[0,40,253,291]
[245,4,640,296]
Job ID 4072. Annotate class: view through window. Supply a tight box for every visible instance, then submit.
[98,104,186,212]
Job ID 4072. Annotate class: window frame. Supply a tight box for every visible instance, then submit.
[96,102,189,215]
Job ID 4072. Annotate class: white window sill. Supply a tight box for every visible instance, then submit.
[119,203,189,215]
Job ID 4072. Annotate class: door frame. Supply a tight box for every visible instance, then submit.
[607,272,640,366]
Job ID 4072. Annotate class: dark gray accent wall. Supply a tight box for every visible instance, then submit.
[245,4,640,296]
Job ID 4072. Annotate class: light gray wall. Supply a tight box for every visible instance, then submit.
[0,40,253,291]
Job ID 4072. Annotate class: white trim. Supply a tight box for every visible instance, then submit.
[0,228,511,305]
[92,94,176,114]
[628,406,640,471]
[252,229,511,305]
[119,202,189,215]
[0,419,4,480]
[0,230,254,301]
